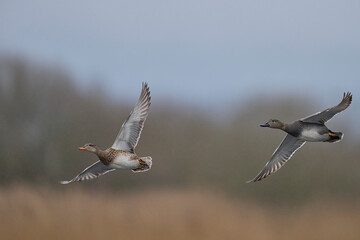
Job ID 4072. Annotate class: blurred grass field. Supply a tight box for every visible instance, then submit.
[1,185,359,240]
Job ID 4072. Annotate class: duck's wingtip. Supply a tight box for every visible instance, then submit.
[246,179,255,184]
[59,180,71,185]
[343,91,353,100]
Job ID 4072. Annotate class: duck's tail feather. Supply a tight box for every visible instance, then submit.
[132,157,152,173]
[326,131,344,143]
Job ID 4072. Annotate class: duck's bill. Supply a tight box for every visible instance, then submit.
[78,147,87,151]
[260,123,270,127]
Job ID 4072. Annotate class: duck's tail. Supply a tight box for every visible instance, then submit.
[325,131,344,143]
[132,157,152,173]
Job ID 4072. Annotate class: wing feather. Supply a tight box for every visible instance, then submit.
[60,161,115,184]
[247,134,306,183]
[302,92,352,124]
[111,82,151,152]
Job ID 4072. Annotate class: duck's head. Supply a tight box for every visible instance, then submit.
[78,143,98,153]
[260,119,285,129]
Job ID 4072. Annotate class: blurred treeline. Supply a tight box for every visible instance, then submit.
[0,56,359,204]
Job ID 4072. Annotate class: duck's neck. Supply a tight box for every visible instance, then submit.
[282,122,300,136]
[93,146,103,156]
[96,148,114,166]
[280,123,288,132]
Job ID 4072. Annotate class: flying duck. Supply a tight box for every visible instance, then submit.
[248,92,352,183]
[61,82,152,184]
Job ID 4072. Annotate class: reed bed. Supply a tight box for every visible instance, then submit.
[0,186,359,240]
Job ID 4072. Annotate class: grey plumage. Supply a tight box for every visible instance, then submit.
[247,135,305,183]
[302,92,352,124]
[248,92,352,183]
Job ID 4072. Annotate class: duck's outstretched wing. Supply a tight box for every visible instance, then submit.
[111,82,151,152]
[60,161,115,184]
[302,92,352,124]
[247,134,306,183]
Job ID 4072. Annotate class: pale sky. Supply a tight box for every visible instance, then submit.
[0,0,359,113]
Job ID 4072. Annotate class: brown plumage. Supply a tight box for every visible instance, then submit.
[60,83,152,184]
[97,149,137,166]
